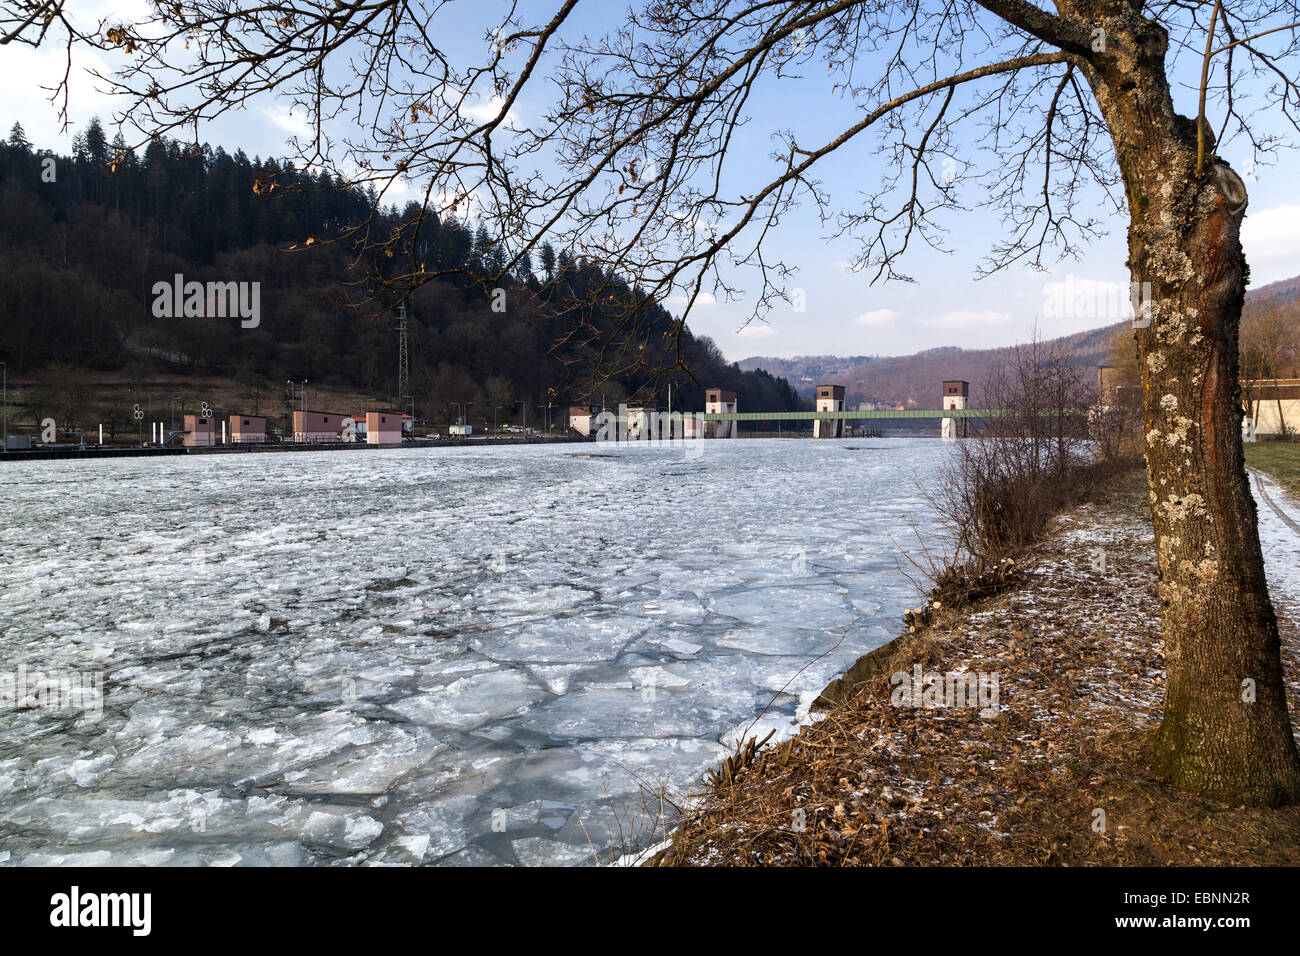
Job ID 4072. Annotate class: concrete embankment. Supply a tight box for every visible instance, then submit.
[0,435,594,463]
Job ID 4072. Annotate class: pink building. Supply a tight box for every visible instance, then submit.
[366,411,403,445]
[229,414,267,444]
[292,409,345,443]
[705,388,738,439]
[183,414,216,447]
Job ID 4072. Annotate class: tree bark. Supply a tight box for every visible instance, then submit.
[1086,16,1300,805]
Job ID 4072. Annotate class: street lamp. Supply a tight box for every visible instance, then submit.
[1,361,7,453]
[284,380,306,441]
[292,380,306,442]
[538,404,557,436]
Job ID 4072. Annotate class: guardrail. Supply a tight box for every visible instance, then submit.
[699,408,1004,421]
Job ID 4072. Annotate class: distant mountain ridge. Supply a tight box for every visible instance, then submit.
[739,274,1300,408]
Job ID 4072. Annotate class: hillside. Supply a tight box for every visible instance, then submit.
[741,277,1300,408]
[0,121,806,436]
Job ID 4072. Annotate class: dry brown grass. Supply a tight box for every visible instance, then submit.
[1246,442,1300,500]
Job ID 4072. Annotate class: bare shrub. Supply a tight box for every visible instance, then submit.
[926,334,1126,570]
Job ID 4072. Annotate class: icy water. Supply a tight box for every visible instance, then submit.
[0,438,949,866]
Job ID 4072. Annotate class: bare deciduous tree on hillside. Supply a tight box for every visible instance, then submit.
[9,0,1300,804]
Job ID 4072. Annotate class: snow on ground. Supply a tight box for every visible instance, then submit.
[1251,469,1300,617]
[0,438,948,865]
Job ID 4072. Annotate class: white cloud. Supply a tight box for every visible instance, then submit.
[1242,205,1300,287]
[854,308,897,326]
[261,105,314,141]
[667,210,725,236]
[0,38,121,151]
[460,94,518,126]
[735,323,775,338]
[666,291,717,310]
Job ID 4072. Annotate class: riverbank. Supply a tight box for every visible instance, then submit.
[654,467,1300,865]
[0,435,594,462]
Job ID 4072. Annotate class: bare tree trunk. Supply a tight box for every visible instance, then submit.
[1087,18,1300,805]
[1275,380,1287,437]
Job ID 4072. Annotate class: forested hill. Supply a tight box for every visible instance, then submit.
[0,120,805,420]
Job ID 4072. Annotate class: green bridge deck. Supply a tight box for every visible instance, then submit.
[697,408,998,421]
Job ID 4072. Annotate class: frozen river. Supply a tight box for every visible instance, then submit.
[0,438,950,865]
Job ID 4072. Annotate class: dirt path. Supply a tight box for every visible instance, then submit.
[1251,468,1300,536]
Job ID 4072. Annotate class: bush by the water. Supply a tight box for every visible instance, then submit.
[904,557,1020,632]
[926,335,1140,568]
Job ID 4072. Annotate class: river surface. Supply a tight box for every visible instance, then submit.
[0,438,950,865]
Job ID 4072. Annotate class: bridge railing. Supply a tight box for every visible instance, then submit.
[699,408,1006,421]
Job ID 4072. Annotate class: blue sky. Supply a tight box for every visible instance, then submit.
[4,1,1296,362]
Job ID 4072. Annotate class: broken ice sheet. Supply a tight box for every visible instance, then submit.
[0,439,959,864]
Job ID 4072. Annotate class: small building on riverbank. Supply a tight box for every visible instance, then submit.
[183,414,216,447]
[365,411,403,445]
[1097,365,1144,407]
[814,384,846,438]
[625,404,657,439]
[569,405,600,437]
[292,409,346,443]
[229,414,267,444]
[941,380,969,439]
